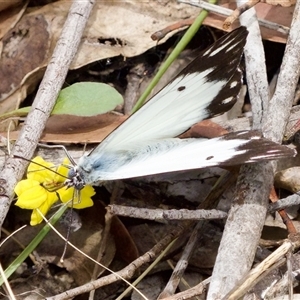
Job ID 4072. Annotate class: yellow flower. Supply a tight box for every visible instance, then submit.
[15,156,95,225]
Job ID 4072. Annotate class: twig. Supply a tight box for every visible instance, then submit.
[224,234,300,299]
[262,4,300,142]
[208,6,271,298]
[269,194,300,212]
[159,278,210,300]
[89,206,114,299]
[108,205,227,220]
[46,224,186,300]
[179,0,290,35]
[269,187,297,234]
[207,0,300,298]
[158,221,205,298]
[241,11,270,129]
[0,0,95,230]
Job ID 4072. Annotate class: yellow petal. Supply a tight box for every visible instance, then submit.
[73,185,95,209]
[73,196,94,209]
[57,185,94,209]
[28,157,54,172]
[27,157,56,183]
[30,206,48,225]
[81,185,96,198]
[15,179,57,209]
[30,209,44,225]
[56,158,71,180]
[57,186,74,204]
[15,179,39,196]
[30,193,60,225]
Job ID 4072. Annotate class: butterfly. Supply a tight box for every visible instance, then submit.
[68,26,295,188]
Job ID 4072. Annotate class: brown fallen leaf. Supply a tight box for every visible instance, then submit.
[1,114,127,144]
[0,0,26,39]
[0,1,200,118]
[180,120,228,139]
[0,13,49,109]
[0,0,23,14]
[111,214,139,264]
[44,112,125,134]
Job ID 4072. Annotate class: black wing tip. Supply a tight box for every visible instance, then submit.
[198,27,248,118]
[219,130,296,166]
[230,26,248,36]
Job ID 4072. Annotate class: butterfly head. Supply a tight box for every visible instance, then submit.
[67,166,86,190]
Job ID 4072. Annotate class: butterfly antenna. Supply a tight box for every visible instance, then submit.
[37,143,77,166]
[13,155,69,179]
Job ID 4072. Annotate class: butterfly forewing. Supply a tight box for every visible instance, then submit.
[89,27,248,153]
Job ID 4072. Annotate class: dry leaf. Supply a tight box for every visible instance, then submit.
[180,120,229,139]
[275,167,300,193]
[0,14,50,103]
[44,112,125,134]
[0,1,26,39]
[2,114,127,143]
[0,0,22,13]
[111,214,139,264]
[0,0,200,117]
[264,0,295,6]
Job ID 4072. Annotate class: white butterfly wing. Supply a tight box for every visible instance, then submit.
[88,27,248,154]
[71,27,296,186]
[78,131,295,183]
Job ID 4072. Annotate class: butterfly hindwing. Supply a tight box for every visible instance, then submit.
[77,131,295,183]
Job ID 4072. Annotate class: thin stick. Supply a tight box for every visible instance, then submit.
[0,0,95,230]
[179,0,290,35]
[208,0,300,298]
[225,235,300,299]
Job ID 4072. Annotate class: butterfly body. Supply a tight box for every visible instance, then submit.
[68,27,296,187]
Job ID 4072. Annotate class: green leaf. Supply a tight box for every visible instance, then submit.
[0,82,123,122]
[132,0,217,113]
[0,203,68,286]
[52,82,123,116]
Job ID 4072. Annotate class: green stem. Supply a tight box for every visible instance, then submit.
[0,204,68,285]
[131,0,217,113]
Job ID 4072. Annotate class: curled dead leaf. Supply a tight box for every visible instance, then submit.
[275,167,300,193]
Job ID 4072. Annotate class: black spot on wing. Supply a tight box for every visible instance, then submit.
[178,86,186,91]
[217,131,296,166]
